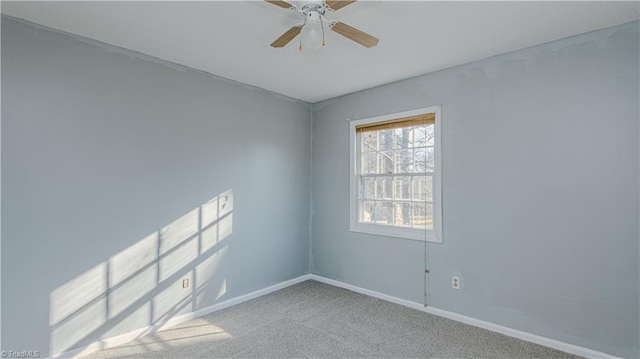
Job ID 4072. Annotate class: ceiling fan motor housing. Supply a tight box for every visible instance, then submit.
[302,3,325,24]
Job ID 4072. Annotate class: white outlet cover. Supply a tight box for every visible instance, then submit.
[452,276,460,289]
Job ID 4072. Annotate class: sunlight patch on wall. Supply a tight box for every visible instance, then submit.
[153,274,194,323]
[110,265,157,319]
[159,209,199,256]
[216,279,228,301]
[159,236,198,282]
[49,190,234,357]
[201,225,219,253]
[218,190,233,218]
[49,263,107,355]
[195,248,229,307]
[201,196,219,228]
[109,232,158,318]
[195,248,226,286]
[218,215,233,244]
[109,232,158,286]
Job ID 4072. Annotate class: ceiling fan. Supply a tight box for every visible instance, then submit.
[265,0,379,50]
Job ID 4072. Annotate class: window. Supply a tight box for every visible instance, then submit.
[349,106,442,242]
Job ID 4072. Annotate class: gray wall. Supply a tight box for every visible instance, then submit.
[3,13,639,359]
[311,21,639,358]
[2,16,311,356]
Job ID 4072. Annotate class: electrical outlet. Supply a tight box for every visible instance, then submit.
[182,278,189,289]
[452,276,460,289]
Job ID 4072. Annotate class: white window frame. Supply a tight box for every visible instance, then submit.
[349,106,442,243]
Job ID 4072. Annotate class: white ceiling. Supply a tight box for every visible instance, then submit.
[2,1,639,103]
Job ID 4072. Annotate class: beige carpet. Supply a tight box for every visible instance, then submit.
[85,280,582,358]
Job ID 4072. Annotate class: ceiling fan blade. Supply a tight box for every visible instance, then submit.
[325,0,357,11]
[331,22,379,48]
[270,26,303,48]
[264,0,294,9]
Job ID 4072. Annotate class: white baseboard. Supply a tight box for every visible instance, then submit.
[55,273,617,359]
[308,274,618,359]
[54,274,312,359]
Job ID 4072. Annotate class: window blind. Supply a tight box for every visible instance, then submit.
[355,113,435,133]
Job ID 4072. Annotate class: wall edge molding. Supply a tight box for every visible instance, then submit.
[51,273,619,359]
[308,274,619,359]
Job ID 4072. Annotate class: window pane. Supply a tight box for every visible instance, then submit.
[360,200,375,223]
[363,152,377,174]
[414,148,434,173]
[374,201,393,225]
[394,127,412,149]
[412,126,427,147]
[395,149,413,173]
[394,176,412,200]
[412,176,433,202]
[362,132,378,152]
[362,177,375,200]
[394,202,412,227]
[426,124,435,146]
[378,151,394,174]
[378,130,394,151]
[375,177,393,200]
[412,202,433,230]
[426,147,435,172]
[425,203,434,228]
[414,148,425,173]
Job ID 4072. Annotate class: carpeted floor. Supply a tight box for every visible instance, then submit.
[86,280,582,358]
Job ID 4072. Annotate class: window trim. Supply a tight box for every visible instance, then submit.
[349,106,443,243]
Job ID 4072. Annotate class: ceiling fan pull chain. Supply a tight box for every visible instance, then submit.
[321,17,326,46]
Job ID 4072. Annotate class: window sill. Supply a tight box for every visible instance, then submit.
[350,223,442,243]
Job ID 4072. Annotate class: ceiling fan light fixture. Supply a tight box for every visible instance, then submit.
[300,21,324,50]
